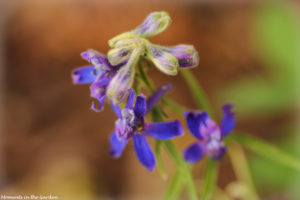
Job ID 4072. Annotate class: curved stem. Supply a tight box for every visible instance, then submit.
[180,69,214,118]
[228,144,259,200]
[139,60,198,200]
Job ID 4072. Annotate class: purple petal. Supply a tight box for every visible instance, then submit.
[89,77,110,99]
[81,49,110,69]
[183,142,205,164]
[106,58,135,105]
[142,120,184,140]
[146,44,179,76]
[81,49,105,62]
[71,65,98,84]
[109,131,128,158]
[126,89,136,109]
[220,104,235,138]
[132,11,171,38]
[161,45,199,68]
[205,139,227,160]
[134,95,146,119]
[200,117,221,140]
[133,134,156,171]
[115,117,134,141]
[183,111,208,140]
[108,46,132,66]
[90,96,106,112]
[110,101,122,118]
[146,83,173,113]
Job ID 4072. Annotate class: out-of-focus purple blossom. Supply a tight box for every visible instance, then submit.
[183,104,235,163]
[71,49,124,111]
[109,85,184,171]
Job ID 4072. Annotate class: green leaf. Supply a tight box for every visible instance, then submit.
[163,170,184,200]
[180,69,214,118]
[200,160,219,200]
[228,133,300,171]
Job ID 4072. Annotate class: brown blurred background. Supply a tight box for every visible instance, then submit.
[0,0,299,199]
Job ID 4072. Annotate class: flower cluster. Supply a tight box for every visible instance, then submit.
[71,11,235,171]
[107,11,199,104]
[72,11,199,109]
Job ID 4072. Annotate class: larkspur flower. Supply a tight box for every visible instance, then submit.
[71,49,125,111]
[183,104,235,163]
[109,84,184,171]
[106,11,199,104]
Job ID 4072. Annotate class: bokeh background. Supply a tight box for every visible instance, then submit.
[0,0,299,199]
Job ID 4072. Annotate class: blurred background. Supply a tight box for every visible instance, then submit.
[0,0,299,199]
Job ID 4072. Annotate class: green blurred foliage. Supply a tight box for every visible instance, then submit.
[218,2,300,116]
[249,125,300,199]
[217,1,300,199]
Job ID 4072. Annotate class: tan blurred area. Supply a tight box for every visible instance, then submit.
[0,0,298,199]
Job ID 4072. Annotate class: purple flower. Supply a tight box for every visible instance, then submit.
[104,12,199,104]
[109,85,183,171]
[71,49,124,111]
[183,104,235,163]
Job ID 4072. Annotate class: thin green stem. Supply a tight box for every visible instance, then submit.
[180,69,214,118]
[163,140,198,200]
[228,144,259,200]
[155,140,167,180]
[138,59,155,92]
[200,160,219,200]
[163,170,184,200]
[228,133,300,171]
[180,69,259,199]
[140,60,197,200]
[138,60,184,116]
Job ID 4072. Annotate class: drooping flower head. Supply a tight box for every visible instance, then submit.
[183,104,235,163]
[106,11,199,104]
[71,49,124,111]
[109,84,184,171]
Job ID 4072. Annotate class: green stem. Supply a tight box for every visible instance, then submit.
[180,69,214,118]
[228,144,259,200]
[138,60,184,116]
[163,140,198,200]
[155,140,167,180]
[180,69,260,199]
[138,59,155,92]
[140,60,197,200]
[228,133,300,171]
[200,160,219,200]
[163,170,184,200]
